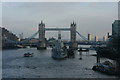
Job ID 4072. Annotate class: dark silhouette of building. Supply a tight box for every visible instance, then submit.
[1,27,19,49]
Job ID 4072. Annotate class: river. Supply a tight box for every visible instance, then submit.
[2,48,118,78]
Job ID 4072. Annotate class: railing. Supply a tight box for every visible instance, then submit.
[45,28,70,31]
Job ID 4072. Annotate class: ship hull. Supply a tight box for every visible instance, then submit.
[37,47,46,50]
[51,48,67,60]
[92,63,118,75]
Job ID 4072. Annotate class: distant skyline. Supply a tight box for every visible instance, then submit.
[2,2,118,40]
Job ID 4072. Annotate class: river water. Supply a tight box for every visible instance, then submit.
[2,48,118,78]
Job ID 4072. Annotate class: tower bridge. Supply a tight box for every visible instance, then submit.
[3,21,106,49]
[38,21,78,49]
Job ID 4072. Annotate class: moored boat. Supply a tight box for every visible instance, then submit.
[24,52,34,57]
[92,61,117,75]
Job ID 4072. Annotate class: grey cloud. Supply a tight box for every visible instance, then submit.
[2,2,118,39]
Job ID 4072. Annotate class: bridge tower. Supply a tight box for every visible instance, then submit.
[37,21,46,49]
[70,21,77,49]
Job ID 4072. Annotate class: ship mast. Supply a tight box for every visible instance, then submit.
[58,30,61,40]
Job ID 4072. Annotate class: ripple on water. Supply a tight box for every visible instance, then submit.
[2,48,119,78]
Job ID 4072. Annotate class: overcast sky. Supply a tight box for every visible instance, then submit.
[2,2,118,40]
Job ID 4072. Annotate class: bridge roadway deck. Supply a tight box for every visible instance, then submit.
[45,28,70,31]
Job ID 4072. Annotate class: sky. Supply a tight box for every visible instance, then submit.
[1,2,118,40]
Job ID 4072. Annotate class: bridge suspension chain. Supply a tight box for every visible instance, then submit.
[76,31,88,41]
[19,30,39,43]
[4,30,88,44]
[4,31,39,44]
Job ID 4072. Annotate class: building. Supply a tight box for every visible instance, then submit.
[2,27,19,41]
[95,36,98,42]
[19,33,24,40]
[112,20,120,37]
[112,20,120,73]
[1,27,19,49]
[103,36,106,41]
[88,33,92,41]
[107,32,110,38]
[112,20,120,49]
